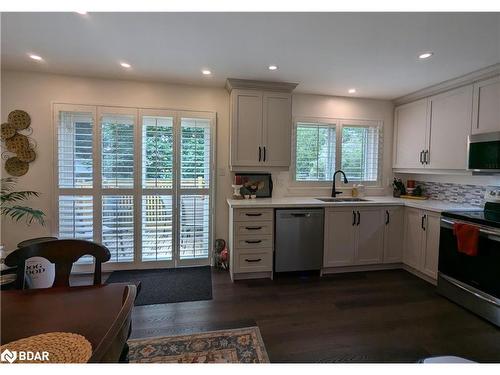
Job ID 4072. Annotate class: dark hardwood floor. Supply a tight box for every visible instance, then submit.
[124,269,500,363]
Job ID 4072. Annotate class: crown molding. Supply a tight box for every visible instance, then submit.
[394,63,500,106]
[226,78,298,93]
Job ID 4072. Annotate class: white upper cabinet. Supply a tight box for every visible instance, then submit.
[393,98,428,169]
[472,75,500,134]
[262,92,292,167]
[427,85,473,169]
[230,90,263,166]
[227,79,297,169]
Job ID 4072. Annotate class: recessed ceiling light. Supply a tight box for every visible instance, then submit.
[29,54,43,61]
[268,65,278,71]
[418,52,434,60]
[348,88,356,94]
[120,62,131,68]
[202,69,212,75]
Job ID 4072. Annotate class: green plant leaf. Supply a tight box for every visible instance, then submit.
[1,190,40,203]
[1,205,45,226]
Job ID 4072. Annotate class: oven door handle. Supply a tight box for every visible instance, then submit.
[441,218,500,239]
[440,273,500,308]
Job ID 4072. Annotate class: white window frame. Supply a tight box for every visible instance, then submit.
[53,103,216,272]
[292,116,383,187]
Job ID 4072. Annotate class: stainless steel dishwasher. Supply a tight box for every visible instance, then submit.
[275,208,324,272]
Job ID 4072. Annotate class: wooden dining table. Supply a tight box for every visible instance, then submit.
[0,283,136,363]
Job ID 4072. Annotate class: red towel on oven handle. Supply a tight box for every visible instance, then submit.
[453,223,479,256]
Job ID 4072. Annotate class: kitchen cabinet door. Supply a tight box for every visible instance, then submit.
[472,75,500,134]
[421,212,441,279]
[323,208,356,267]
[393,99,428,169]
[427,85,473,169]
[383,207,404,263]
[230,89,263,167]
[355,208,384,265]
[262,92,292,167]
[403,208,424,269]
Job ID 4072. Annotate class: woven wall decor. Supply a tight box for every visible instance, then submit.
[2,109,37,176]
[5,157,29,176]
[1,122,16,141]
[8,109,31,130]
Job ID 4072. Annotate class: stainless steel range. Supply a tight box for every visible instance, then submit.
[438,190,500,326]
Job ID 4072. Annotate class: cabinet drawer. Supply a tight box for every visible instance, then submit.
[234,235,273,249]
[234,250,273,273]
[234,221,273,236]
[234,208,273,222]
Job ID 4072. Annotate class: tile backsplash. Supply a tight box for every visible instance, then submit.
[416,181,491,207]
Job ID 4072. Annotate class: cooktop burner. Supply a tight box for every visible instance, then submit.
[442,202,500,228]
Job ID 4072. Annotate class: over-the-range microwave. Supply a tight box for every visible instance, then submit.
[468,131,500,174]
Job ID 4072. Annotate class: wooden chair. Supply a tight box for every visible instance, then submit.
[5,239,111,289]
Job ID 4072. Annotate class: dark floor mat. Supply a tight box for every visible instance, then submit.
[105,266,213,306]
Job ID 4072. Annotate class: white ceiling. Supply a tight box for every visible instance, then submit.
[2,12,499,99]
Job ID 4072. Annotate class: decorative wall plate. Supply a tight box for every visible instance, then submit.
[8,109,31,130]
[5,133,29,153]
[1,122,16,140]
[17,148,37,163]
[5,157,29,176]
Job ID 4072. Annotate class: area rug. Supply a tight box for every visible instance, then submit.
[105,266,212,306]
[127,327,270,363]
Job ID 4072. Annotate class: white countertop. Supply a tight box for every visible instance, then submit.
[227,196,479,213]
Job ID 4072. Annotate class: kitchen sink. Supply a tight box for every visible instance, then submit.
[315,197,369,202]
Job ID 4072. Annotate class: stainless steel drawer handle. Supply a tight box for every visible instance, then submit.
[244,258,262,263]
[245,226,263,230]
[244,240,262,244]
[245,213,262,217]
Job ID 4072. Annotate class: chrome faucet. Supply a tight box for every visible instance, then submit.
[331,170,349,197]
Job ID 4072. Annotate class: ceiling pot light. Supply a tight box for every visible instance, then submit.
[120,62,131,68]
[202,69,212,75]
[348,88,356,94]
[418,52,434,60]
[29,54,43,61]
[268,65,278,71]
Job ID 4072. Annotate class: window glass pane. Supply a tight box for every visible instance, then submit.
[181,118,211,189]
[142,116,174,189]
[179,195,210,259]
[101,114,135,188]
[58,112,93,188]
[102,195,134,262]
[142,195,173,261]
[341,125,380,182]
[295,123,336,181]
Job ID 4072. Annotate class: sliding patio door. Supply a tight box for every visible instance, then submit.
[55,104,215,270]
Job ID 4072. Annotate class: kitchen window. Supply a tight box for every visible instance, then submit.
[294,118,382,185]
[54,104,215,270]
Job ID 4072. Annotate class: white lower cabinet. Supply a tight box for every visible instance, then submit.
[403,207,440,279]
[383,207,404,263]
[323,207,388,268]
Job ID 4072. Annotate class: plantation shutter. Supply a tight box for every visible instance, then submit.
[102,195,134,262]
[341,125,380,182]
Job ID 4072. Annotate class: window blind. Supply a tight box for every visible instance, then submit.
[181,118,211,189]
[341,125,380,182]
[141,195,173,261]
[179,195,210,259]
[102,195,134,262]
[58,195,93,240]
[101,114,135,188]
[58,112,93,188]
[142,116,174,189]
[295,122,336,181]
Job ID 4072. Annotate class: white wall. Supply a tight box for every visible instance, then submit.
[0,70,396,254]
[0,70,232,251]
[273,93,395,197]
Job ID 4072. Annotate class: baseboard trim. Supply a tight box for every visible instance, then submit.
[321,263,402,275]
[402,264,437,285]
[231,271,273,281]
